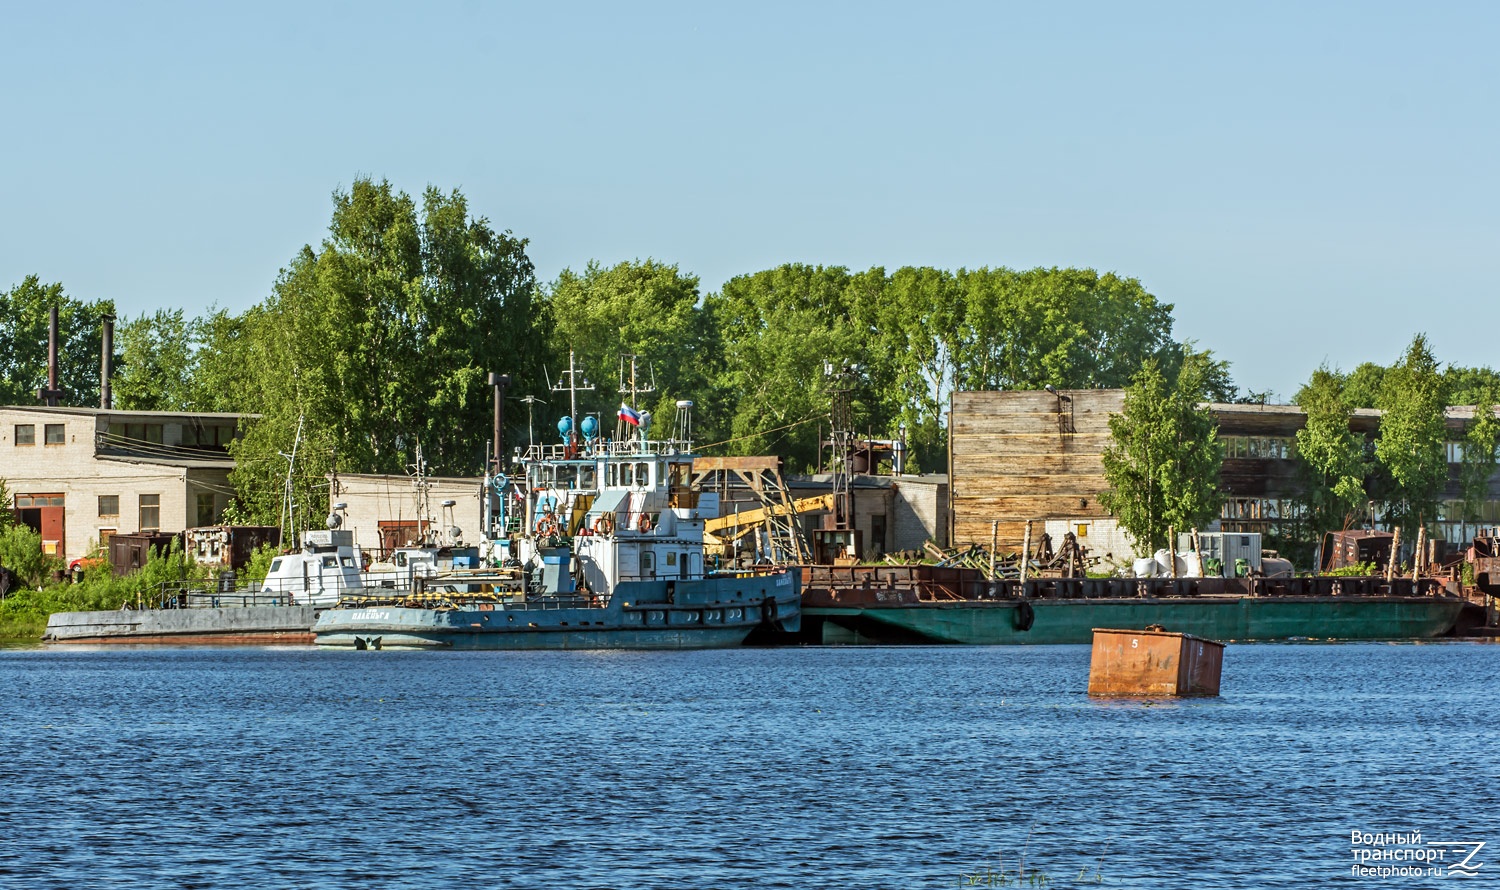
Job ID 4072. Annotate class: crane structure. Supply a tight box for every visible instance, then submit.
[691,456,815,565]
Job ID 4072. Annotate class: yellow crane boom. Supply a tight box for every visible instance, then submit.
[704,494,836,539]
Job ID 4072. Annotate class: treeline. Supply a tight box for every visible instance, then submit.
[1,177,1223,526]
[12,178,1494,537]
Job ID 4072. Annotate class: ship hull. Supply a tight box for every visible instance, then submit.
[314,571,801,650]
[44,606,320,645]
[804,596,1465,645]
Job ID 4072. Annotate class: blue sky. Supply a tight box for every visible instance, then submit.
[3,1,1495,401]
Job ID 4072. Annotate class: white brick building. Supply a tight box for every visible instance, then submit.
[1,407,245,563]
[328,473,484,558]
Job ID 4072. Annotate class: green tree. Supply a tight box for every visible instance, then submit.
[226,178,540,525]
[1341,362,1386,409]
[190,308,257,413]
[0,524,59,588]
[539,259,712,442]
[1457,390,1500,536]
[704,264,869,471]
[0,276,116,407]
[1099,354,1225,553]
[1374,335,1449,538]
[954,267,1180,392]
[1293,366,1369,539]
[848,266,960,473]
[1444,365,1500,406]
[113,308,199,411]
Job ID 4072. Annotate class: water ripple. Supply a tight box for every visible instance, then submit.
[0,642,1495,888]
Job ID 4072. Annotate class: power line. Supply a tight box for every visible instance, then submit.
[696,413,824,451]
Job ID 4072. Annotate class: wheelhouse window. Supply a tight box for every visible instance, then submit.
[14,424,35,445]
[44,423,65,445]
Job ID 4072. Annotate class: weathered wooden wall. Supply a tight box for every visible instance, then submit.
[950,389,1123,549]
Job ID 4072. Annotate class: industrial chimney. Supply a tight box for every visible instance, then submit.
[101,314,115,409]
[37,305,63,407]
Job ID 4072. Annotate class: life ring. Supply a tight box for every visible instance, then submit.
[535,515,560,538]
[1014,599,1035,632]
[593,514,615,535]
[638,515,653,533]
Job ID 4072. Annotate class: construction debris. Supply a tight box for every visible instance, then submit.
[921,530,1096,581]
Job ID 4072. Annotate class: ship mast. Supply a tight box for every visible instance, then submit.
[616,353,656,443]
[551,348,594,452]
[409,442,434,545]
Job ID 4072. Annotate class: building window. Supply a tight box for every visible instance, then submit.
[180,424,235,449]
[44,423,65,445]
[139,494,161,532]
[1221,436,1296,460]
[16,494,64,508]
[108,423,164,445]
[14,424,35,445]
[99,495,120,517]
[196,493,218,527]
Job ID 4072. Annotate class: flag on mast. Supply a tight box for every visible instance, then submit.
[618,403,641,426]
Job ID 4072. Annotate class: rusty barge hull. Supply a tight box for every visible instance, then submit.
[800,566,1465,645]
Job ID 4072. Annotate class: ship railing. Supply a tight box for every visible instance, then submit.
[331,590,609,611]
[710,565,796,579]
[798,566,1458,602]
[521,438,695,462]
[134,582,296,610]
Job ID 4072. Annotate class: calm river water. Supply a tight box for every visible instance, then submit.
[1,642,1495,889]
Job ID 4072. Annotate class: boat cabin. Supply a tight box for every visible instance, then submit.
[510,435,719,599]
[260,529,364,607]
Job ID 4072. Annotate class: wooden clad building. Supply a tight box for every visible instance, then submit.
[949,389,1122,550]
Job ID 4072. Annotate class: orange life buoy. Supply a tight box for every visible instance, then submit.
[593,514,615,535]
[638,515,653,533]
[535,515,560,538]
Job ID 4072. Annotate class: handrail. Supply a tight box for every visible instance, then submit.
[521,439,696,462]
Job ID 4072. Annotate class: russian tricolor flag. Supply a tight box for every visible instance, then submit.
[618,403,641,426]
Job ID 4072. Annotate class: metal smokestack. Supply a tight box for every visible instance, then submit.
[47,305,59,401]
[38,305,62,407]
[101,314,115,409]
[489,372,511,470]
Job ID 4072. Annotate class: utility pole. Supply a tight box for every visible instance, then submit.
[488,372,511,472]
[825,362,857,531]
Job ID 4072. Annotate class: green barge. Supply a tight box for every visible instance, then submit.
[799,566,1465,645]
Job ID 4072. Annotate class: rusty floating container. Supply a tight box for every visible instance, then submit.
[1087,626,1225,697]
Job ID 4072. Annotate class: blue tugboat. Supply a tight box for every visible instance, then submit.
[313,387,801,650]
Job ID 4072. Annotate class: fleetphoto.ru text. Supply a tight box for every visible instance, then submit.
[1349,831,1485,879]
